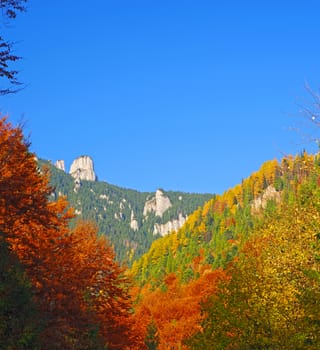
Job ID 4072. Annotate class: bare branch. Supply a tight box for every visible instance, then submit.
[293,83,320,150]
[0,0,27,95]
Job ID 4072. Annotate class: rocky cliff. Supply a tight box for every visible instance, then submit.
[251,185,281,213]
[45,157,213,262]
[143,189,172,217]
[130,210,139,231]
[55,160,65,172]
[54,155,97,182]
[153,213,187,236]
[69,155,97,182]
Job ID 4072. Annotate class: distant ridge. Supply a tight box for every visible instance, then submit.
[40,157,213,263]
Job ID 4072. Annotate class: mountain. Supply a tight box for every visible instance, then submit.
[129,151,320,349]
[130,152,317,286]
[39,156,212,263]
[7,111,320,349]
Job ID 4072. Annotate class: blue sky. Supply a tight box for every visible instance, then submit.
[2,1,320,194]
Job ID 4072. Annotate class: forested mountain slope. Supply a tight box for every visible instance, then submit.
[39,159,212,262]
[4,112,320,349]
[128,151,320,349]
[131,153,315,286]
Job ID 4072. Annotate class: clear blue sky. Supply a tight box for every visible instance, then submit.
[2,1,320,194]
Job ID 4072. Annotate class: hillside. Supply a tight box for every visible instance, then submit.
[39,157,212,262]
[4,113,320,349]
[127,151,320,349]
[131,153,316,286]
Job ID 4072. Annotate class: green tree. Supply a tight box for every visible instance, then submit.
[145,320,159,350]
[0,233,41,349]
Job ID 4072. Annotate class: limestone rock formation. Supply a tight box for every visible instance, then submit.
[69,155,97,182]
[153,213,187,236]
[251,185,281,213]
[130,210,139,231]
[55,159,65,172]
[143,189,172,217]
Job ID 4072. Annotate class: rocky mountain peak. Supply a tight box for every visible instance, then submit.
[143,189,172,217]
[55,159,65,172]
[69,155,97,182]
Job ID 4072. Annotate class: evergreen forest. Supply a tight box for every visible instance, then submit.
[41,158,212,263]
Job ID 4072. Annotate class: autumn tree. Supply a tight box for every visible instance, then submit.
[11,203,137,349]
[64,221,138,350]
[132,268,228,350]
[0,116,141,349]
[188,190,320,349]
[0,116,78,347]
[0,116,53,348]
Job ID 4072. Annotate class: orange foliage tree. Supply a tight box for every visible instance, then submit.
[66,221,139,350]
[0,117,139,349]
[131,267,228,350]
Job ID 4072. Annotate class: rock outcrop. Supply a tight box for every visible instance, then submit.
[45,157,213,261]
[130,210,139,231]
[143,189,172,217]
[251,185,281,213]
[55,159,65,172]
[69,155,97,182]
[153,213,187,236]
